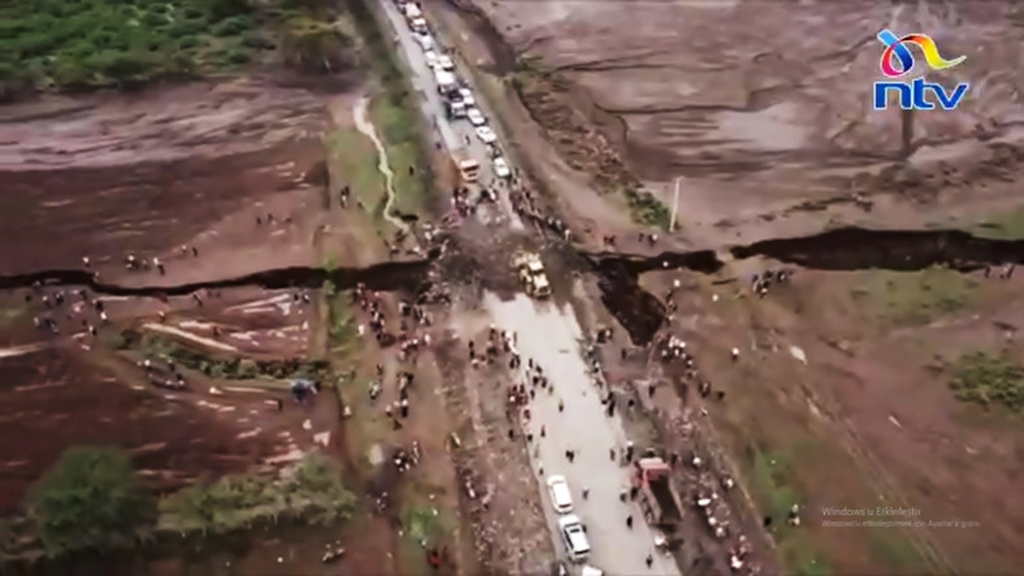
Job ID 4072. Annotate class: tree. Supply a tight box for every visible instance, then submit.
[281,17,352,74]
[209,0,253,22]
[28,446,157,556]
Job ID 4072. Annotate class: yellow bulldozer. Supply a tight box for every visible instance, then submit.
[512,250,551,299]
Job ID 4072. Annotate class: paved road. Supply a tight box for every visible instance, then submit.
[377,2,681,574]
[379,1,523,230]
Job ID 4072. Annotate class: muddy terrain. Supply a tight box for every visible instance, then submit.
[0,80,330,278]
[459,0,1024,245]
[422,0,1024,574]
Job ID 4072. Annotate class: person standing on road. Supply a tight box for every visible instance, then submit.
[626,515,633,529]
[645,554,653,569]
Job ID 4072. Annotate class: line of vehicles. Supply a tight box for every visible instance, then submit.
[398,1,510,185]
[543,455,684,573]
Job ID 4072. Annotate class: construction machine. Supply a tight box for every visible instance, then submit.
[512,250,552,299]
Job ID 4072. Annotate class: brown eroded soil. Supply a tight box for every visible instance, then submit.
[0,79,338,280]
[454,0,1024,248]
[0,75,411,576]
[425,2,1024,574]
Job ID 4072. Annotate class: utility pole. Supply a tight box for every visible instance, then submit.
[900,107,915,160]
[669,176,681,232]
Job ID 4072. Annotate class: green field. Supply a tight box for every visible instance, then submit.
[0,0,348,98]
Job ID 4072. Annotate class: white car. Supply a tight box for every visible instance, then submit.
[437,54,455,71]
[475,125,497,144]
[423,50,438,69]
[557,514,591,562]
[467,107,486,126]
[546,475,573,513]
[416,33,434,51]
[458,88,475,107]
[493,157,511,179]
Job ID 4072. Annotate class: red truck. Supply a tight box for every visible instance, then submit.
[633,457,684,529]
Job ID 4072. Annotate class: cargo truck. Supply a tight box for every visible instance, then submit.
[450,148,480,185]
[633,457,683,528]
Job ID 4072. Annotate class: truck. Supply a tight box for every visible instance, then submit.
[450,148,480,185]
[633,457,683,529]
[511,250,552,299]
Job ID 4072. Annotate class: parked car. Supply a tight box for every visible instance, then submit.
[493,157,511,179]
[467,107,486,127]
[416,33,434,51]
[458,88,475,107]
[437,54,455,71]
[557,515,591,562]
[546,475,573,513]
[475,126,497,144]
[424,50,438,69]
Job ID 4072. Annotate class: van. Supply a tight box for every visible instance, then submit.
[557,515,591,562]
[404,3,422,19]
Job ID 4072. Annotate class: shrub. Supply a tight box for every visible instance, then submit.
[51,58,95,91]
[212,15,253,37]
[92,50,156,82]
[166,19,208,39]
[178,35,201,50]
[237,358,259,378]
[208,0,253,22]
[28,447,156,556]
[950,352,1024,412]
[241,33,275,50]
[225,48,250,64]
[141,11,170,28]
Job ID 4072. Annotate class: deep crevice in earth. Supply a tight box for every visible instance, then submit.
[732,227,1024,271]
[586,227,1024,346]
[0,258,435,296]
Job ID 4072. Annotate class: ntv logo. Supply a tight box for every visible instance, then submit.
[873,29,968,111]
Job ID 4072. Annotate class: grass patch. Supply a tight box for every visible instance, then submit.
[949,351,1024,412]
[158,453,357,535]
[346,0,433,216]
[745,444,832,576]
[974,205,1024,240]
[854,267,977,325]
[325,127,387,217]
[0,305,28,329]
[123,329,329,381]
[324,285,359,354]
[625,187,671,230]
[397,482,457,574]
[370,96,427,215]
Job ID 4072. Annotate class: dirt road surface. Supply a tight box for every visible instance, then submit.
[484,291,679,574]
